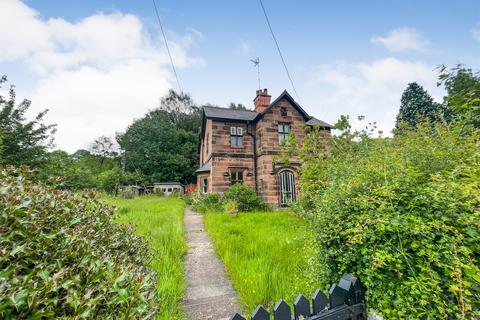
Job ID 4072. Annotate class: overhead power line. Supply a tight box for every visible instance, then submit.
[258,0,302,104]
[152,0,183,93]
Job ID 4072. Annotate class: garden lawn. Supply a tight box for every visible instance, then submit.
[204,211,320,314]
[103,196,187,320]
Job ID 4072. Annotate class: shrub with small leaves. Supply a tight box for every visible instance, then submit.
[224,200,239,216]
[0,167,159,319]
[223,183,267,212]
[191,190,223,213]
[299,119,480,319]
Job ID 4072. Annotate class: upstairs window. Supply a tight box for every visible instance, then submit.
[278,123,290,143]
[230,169,244,185]
[230,126,244,147]
[281,107,288,117]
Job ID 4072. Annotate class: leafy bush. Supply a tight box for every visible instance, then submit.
[189,184,266,213]
[223,183,266,212]
[0,167,159,319]
[96,167,121,193]
[224,200,239,216]
[299,120,480,319]
[191,190,223,213]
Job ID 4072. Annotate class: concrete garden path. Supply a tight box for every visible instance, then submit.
[183,207,240,320]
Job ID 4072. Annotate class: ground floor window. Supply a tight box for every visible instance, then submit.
[230,169,244,185]
[202,178,208,194]
[279,170,296,206]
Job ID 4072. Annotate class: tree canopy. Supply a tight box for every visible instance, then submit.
[438,64,480,127]
[90,136,118,168]
[395,82,448,129]
[116,90,200,184]
[0,76,56,167]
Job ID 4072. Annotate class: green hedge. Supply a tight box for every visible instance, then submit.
[299,121,480,319]
[0,167,159,319]
[190,184,267,213]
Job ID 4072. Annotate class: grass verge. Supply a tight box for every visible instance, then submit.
[204,211,320,314]
[102,196,187,320]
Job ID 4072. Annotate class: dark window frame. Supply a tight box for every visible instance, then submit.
[202,178,208,194]
[229,168,244,185]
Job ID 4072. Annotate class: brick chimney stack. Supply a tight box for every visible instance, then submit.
[253,88,271,113]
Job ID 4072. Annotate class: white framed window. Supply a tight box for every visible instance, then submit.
[278,123,290,143]
[202,178,208,194]
[230,126,244,147]
[229,169,244,185]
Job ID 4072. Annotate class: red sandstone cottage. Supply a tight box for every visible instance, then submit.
[195,89,331,207]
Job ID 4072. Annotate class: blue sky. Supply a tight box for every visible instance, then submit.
[1,0,479,151]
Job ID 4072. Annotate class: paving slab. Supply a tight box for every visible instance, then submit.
[184,207,240,320]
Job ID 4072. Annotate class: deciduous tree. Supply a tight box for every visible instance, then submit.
[90,136,118,168]
[438,64,480,127]
[117,90,200,184]
[0,76,56,167]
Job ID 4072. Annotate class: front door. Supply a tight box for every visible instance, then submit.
[279,171,296,207]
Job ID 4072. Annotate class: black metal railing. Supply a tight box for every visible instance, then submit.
[230,273,367,320]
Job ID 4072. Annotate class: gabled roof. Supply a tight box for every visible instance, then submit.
[260,90,310,121]
[306,117,332,128]
[202,105,258,121]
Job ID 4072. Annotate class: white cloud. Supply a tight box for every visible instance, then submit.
[0,0,203,152]
[309,57,443,135]
[0,0,52,60]
[371,27,428,52]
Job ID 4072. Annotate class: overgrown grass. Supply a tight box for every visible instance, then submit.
[204,211,320,314]
[102,196,187,320]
